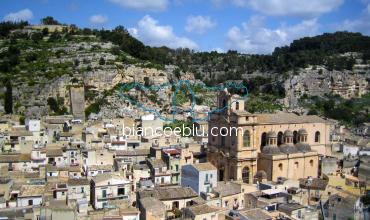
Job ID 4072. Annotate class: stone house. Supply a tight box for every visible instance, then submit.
[147,158,172,186]
[137,186,198,211]
[17,185,44,207]
[183,203,226,220]
[67,178,90,204]
[90,174,131,209]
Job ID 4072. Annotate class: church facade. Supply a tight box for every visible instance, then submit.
[207,90,331,183]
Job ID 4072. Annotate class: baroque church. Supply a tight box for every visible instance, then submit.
[207,89,331,183]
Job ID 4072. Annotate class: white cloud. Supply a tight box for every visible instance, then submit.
[336,4,370,35]
[89,14,108,24]
[109,0,168,11]
[129,15,198,49]
[211,47,225,53]
[225,16,319,54]
[3,9,33,22]
[218,0,343,17]
[185,15,216,34]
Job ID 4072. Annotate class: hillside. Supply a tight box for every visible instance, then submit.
[0,19,369,126]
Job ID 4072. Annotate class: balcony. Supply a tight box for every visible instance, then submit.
[97,194,129,201]
[31,155,46,161]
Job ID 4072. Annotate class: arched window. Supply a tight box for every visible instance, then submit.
[315,131,320,143]
[278,163,283,171]
[294,162,299,169]
[242,167,250,183]
[235,102,239,110]
[293,131,298,144]
[310,159,314,167]
[261,132,267,150]
[277,132,283,146]
[243,130,250,147]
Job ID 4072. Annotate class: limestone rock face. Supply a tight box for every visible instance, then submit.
[284,67,369,108]
[83,66,122,91]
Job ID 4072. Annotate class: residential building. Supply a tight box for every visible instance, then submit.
[90,174,131,209]
[181,162,217,195]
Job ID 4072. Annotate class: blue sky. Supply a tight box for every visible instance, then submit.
[1,0,369,54]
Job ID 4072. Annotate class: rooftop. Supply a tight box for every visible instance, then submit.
[257,112,328,124]
[147,158,167,168]
[213,182,241,197]
[138,186,198,200]
[46,149,63,157]
[19,185,45,197]
[187,204,223,215]
[299,178,328,190]
[139,197,165,214]
[191,162,217,172]
[0,154,31,163]
[67,178,90,186]
[239,208,272,220]
[88,164,113,171]
[115,149,150,156]
[278,203,305,213]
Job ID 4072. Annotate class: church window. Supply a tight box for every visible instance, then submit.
[243,131,250,147]
[242,167,250,184]
[295,162,299,169]
[310,160,314,167]
[315,131,320,143]
[293,131,298,144]
[277,132,283,145]
[278,163,283,171]
[261,132,267,149]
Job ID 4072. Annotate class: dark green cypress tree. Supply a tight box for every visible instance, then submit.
[4,79,13,114]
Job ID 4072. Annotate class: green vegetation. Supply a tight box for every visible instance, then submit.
[47,97,68,115]
[85,98,108,118]
[0,19,369,125]
[41,16,60,25]
[4,79,13,114]
[245,94,283,113]
[164,120,194,137]
[360,194,370,206]
[300,93,370,126]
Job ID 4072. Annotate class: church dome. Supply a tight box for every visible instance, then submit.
[295,143,312,152]
[267,131,277,138]
[298,128,308,135]
[284,130,293,137]
[279,144,299,154]
[262,145,281,154]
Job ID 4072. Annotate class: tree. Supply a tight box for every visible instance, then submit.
[47,97,59,113]
[41,16,60,25]
[99,57,105,65]
[74,59,80,67]
[4,79,13,114]
[42,27,49,36]
[30,32,43,42]
[173,68,181,79]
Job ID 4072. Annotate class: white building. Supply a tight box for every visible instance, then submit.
[17,185,44,207]
[147,158,172,186]
[91,174,131,209]
[181,162,218,195]
[343,144,360,158]
[25,119,40,132]
[67,178,90,203]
